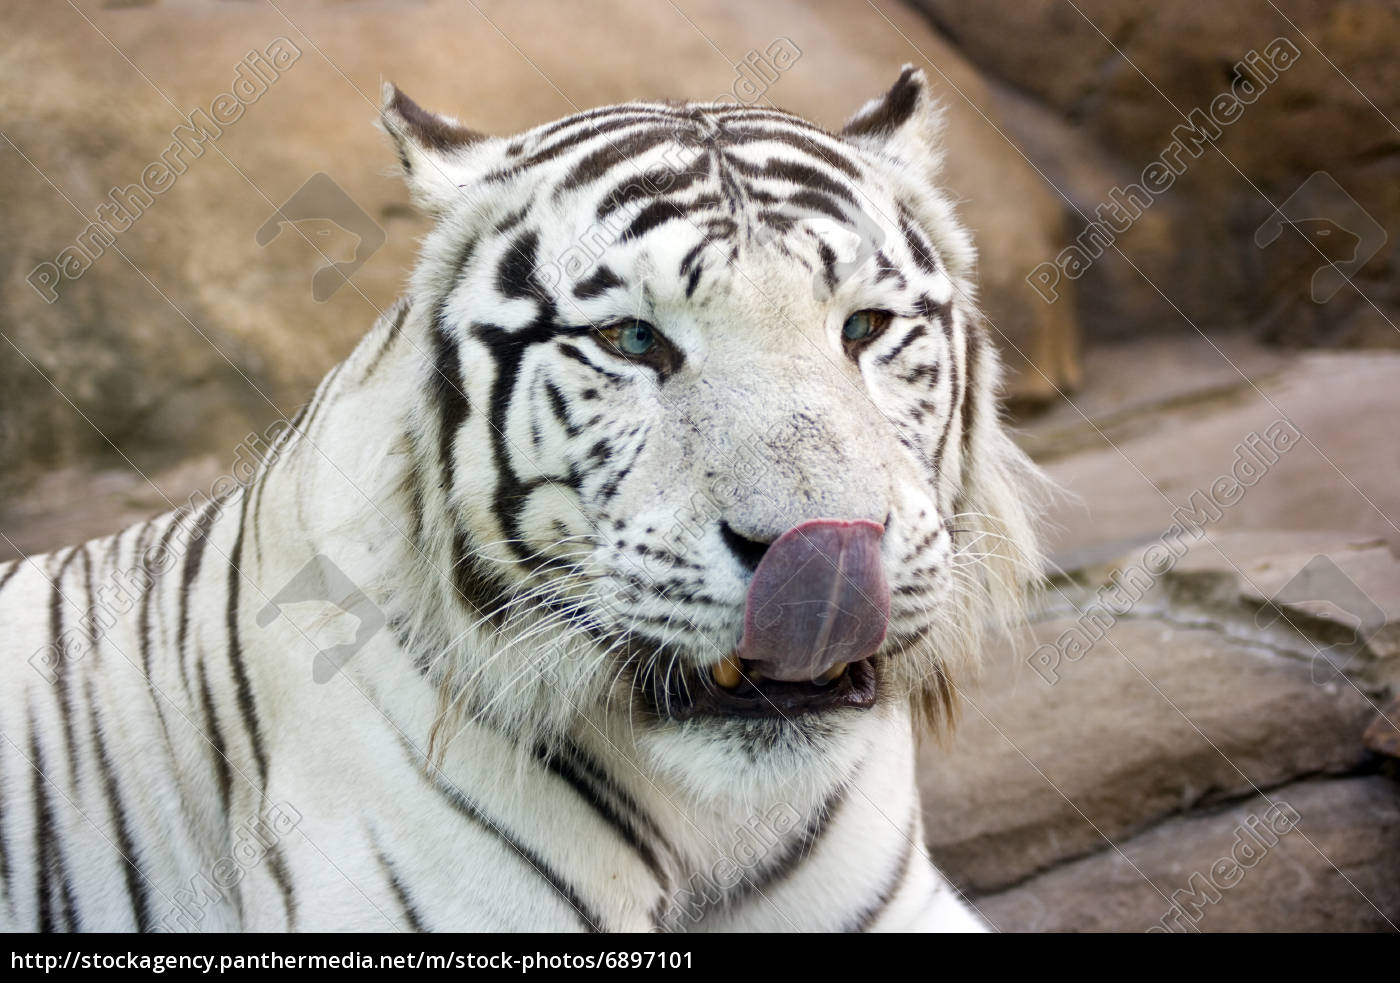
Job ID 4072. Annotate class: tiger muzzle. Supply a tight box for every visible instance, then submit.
[738,518,891,682]
[646,518,892,721]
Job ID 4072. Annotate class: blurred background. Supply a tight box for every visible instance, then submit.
[2,0,1397,931]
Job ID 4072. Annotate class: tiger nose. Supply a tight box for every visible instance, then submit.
[735,518,891,682]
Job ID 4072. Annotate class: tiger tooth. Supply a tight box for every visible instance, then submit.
[817,662,848,684]
[712,654,743,689]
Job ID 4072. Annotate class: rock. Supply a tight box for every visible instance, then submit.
[974,777,1400,932]
[921,610,1377,893]
[908,0,1400,347]
[1050,529,1400,694]
[1031,350,1400,559]
[1365,699,1400,759]
[0,0,1077,499]
[921,522,1399,926]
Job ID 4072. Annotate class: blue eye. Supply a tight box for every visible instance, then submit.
[615,320,656,356]
[842,310,889,343]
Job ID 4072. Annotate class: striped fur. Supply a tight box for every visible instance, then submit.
[0,68,1045,932]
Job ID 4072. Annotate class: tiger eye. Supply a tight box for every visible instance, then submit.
[842,310,890,343]
[617,320,656,356]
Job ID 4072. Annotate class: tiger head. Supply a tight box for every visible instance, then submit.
[381,69,1047,791]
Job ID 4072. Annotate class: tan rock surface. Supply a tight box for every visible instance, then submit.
[975,777,1400,932]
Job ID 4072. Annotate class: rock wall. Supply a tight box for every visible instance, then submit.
[908,0,1400,348]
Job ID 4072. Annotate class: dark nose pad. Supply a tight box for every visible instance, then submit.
[719,521,772,573]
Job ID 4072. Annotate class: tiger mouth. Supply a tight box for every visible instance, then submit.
[657,655,879,721]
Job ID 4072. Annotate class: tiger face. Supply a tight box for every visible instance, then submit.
[386,69,1044,780]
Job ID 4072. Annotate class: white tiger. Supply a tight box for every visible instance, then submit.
[0,67,1046,932]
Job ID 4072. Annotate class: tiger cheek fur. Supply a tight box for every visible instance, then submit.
[0,69,1046,932]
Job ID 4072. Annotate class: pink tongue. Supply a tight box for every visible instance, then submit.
[738,519,890,682]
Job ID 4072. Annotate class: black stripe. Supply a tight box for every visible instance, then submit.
[842,66,922,140]
[678,240,707,276]
[556,343,624,383]
[724,153,857,208]
[714,106,821,128]
[223,492,270,789]
[931,320,961,476]
[514,114,676,175]
[543,380,581,437]
[196,656,233,818]
[719,125,862,177]
[558,126,697,194]
[176,500,223,693]
[595,158,709,220]
[876,324,927,367]
[534,742,672,892]
[900,207,939,273]
[265,844,298,930]
[84,677,154,931]
[248,390,313,566]
[846,825,915,933]
[30,707,56,933]
[405,459,428,551]
[521,104,682,149]
[685,262,704,299]
[572,265,623,300]
[373,838,427,932]
[496,230,543,301]
[961,323,980,461]
[448,530,515,627]
[727,783,847,910]
[476,313,571,562]
[816,240,839,292]
[622,198,688,241]
[251,360,341,566]
[431,237,477,489]
[79,543,103,667]
[493,205,530,234]
[360,300,411,382]
[413,744,603,932]
[293,360,345,447]
[29,705,78,931]
[49,547,84,790]
[138,516,182,685]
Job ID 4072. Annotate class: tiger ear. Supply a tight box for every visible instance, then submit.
[840,66,946,175]
[379,84,489,214]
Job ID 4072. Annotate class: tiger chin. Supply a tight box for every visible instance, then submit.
[0,67,1048,933]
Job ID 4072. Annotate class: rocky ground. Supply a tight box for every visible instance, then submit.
[919,335,1400,932]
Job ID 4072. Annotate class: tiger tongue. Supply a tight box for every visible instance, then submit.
[738,519,890,683]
